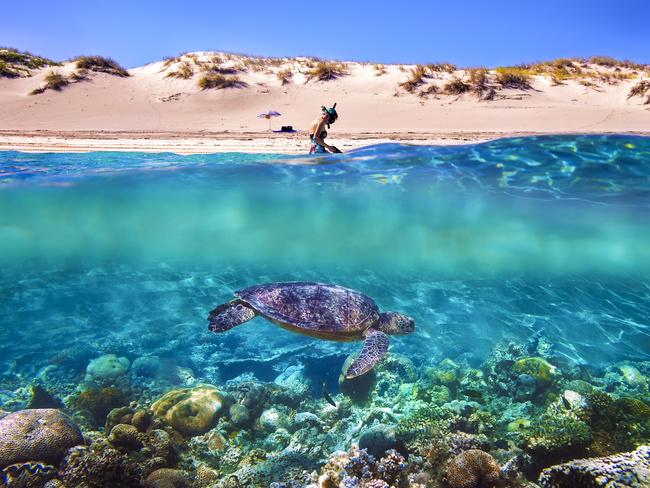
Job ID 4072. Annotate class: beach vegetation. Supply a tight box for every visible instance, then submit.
[306,61,349,81]
[73,56,130,77]
[197,73,246,89]
[165,61,194,79]
[29,70,69,95]
[579,79,604,92]
[627,80,650,104]
[467,68,489,92]
[417,84,439,98]
[426,63,456,75]
[161,56,181,69]
[443,77,470,95]
[200,65,238,75]
[0,47,59,77]
[276,68,293,85]
[45,71,69,90]
[374,64,387,76]
[589,56,646,70]
[495,68,531,89]
[399,65,427,92]
[68,69,89,82]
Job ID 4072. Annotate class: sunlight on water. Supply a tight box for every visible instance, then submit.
[1,135,649,375]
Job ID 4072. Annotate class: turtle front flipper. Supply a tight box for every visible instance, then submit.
[208,300,256,332]
[345,328,389,378]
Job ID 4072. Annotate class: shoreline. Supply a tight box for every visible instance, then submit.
[2,130,649,154]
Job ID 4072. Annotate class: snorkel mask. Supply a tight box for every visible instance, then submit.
[322,103,338,128]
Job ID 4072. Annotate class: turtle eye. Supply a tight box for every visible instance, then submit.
[236,305,243,310]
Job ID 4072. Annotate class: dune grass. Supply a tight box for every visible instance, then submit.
[306,61,349,81]
[276,68,293,85]
[374,64,387,76]
[417,84,439,98]
[29,70,69,95]
[444,77,471,95]
[495,68,531,89]
[627,80,650,104]
[73,56,129,77]
[399,65,428,92]
[165,61,194,79]
[0,47,58,77]
[426,63,456,75]
[197,73,246,90]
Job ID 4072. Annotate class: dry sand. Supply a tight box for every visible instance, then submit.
[1,53,648,154]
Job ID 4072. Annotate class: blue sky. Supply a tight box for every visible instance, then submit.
[3,0,649,68]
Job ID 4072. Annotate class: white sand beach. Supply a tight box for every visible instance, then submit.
[1,52,648,153]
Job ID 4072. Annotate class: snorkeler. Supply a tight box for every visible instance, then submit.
[308,103,342,154]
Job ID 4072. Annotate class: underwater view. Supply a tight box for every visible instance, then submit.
[0,134,649,487]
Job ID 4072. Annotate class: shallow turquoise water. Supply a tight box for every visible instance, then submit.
[0,135,649,392]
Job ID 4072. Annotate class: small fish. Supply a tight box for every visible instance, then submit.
[460,389,485,402]
[561,395,571,410]
[322,382,336,407]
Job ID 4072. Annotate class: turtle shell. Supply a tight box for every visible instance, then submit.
[236,282,379,335]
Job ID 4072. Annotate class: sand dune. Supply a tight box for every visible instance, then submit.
[0,52,648,153]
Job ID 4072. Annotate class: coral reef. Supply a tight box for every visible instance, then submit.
[1,461,57,488]
[71,386,129,427]
[0,409,84,468]
[538,445,650,488]
[84,354,130,386]
[59,445,142,488]
[151,385,226,436]
[444,449,501,488]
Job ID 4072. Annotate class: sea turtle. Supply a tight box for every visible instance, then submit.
[207,282,415,378]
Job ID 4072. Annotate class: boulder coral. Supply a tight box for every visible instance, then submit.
[444,449,500,488]
[85,354,130,385]
[152,385,226,437]
[0,409,84,468]
[512,357,556,383]
[538,445,650,488]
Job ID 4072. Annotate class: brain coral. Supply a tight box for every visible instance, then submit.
[0,409,84,469]
[445,449,500,488]
[151,385,226,437]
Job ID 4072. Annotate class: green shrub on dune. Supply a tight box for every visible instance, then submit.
[73,55,130,77]
[29,70,69,95]
[197,73,246,89]
[0,47,58,77]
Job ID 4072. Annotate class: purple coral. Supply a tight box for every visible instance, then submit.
[340,447,408,487]
[538,445,650,488]
[0,409,84,468]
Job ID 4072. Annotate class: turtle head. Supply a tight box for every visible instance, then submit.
[376,312,415,335]
[208,300,256,332]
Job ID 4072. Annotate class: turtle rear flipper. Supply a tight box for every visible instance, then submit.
[208,300,256,332]
[345,328,389,378]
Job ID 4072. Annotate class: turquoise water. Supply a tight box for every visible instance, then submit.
[0,135,649,484]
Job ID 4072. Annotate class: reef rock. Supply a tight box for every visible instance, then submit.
[151,385,226,437]
[85,354,130,385]
[444,449,500,488]
[538,445,650,487]
[0,409,84,468]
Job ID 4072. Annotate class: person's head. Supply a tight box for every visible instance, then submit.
[376,312,415,335]
[321,103,338,128]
